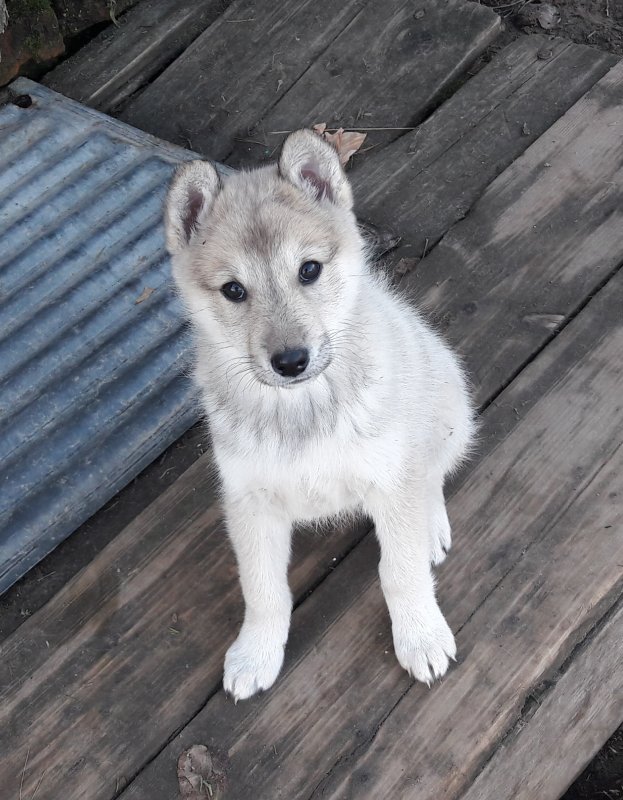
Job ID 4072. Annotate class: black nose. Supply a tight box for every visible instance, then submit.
[270,348,310,378]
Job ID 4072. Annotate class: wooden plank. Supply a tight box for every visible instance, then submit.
[400,56,623,403]
[460,600,623,800]
[351,35,617,260]
[122,265,623,800]
[119,0,499,160]
[43,0,228,112]
[225,0,501,166]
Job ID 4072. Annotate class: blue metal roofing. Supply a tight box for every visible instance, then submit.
[0,78,228,594]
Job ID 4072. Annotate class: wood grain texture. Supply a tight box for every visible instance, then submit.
[460,600,623,800]
[321,442,623,799]
[121,266,623,800]
[3,41,623,800]
[401,56,623,405]
[226,0,500,166]
[43,0,229,112]
[119,0,370,158]
[120,0,498,160]
[0,457,362,800]
[351,35,617,259]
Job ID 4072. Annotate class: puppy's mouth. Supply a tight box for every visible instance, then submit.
[255,353,332,389]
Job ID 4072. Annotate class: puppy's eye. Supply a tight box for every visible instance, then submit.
[221,281,247,302]
[299,260,323,284]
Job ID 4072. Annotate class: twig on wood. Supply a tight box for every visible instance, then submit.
[407,127,423,153]
[268,127,419,134]
[234,137,269,147]
[30,769,47,800]
[422,238,430,259]
[19,747,30,800]
[357,143,381,155]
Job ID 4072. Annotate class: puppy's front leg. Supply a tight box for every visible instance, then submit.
[223,498,293,701]
[367,480,456,685]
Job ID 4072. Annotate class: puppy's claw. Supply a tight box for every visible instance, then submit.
[223,631,285,702]
[392,605,456,685]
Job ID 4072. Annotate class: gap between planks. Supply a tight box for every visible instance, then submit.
[461,595,623,800]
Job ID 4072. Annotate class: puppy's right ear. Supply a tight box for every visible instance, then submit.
[165,160,221,255]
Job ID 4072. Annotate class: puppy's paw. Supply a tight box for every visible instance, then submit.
[429,505,452,566]
[223,627,285,701]
[392,603,456,685]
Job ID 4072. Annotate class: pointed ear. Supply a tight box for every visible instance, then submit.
[278,129,353,209]
[165,160,222,255]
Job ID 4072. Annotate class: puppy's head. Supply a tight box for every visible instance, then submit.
[165,130,366,388]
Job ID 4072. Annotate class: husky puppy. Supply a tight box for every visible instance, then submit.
[165,130,474,701]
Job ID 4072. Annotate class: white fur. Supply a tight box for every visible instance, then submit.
[166,130,475,700]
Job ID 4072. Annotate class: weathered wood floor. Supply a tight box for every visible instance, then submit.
[1,1,622,798]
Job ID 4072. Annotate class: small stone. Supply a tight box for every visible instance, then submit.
[521,122,531,136]
[414,9,425,19]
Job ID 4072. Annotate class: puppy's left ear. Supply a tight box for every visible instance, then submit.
[165,160,222,255]
[279,129,353,210]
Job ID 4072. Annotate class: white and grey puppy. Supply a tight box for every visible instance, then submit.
[165,130,475,701]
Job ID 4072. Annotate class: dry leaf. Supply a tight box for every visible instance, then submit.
[135,286,155,304]
[324,128,367,165]
[312,124,367,165]
[536,2,560,29]
[177,746,214,798]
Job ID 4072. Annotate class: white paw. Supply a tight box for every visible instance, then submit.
[391,602,456,685]
[223,626,285,701]
[430,504,452,565]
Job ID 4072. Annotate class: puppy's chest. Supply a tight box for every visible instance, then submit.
[222,424,402,522]
[276,444,370,521]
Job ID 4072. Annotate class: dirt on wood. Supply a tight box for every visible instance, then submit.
[482,0,623,55]
[561,724,623,800]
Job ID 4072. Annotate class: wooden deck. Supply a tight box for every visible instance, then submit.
[2,1,623,798]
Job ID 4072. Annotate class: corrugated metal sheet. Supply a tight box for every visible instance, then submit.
[0,78,229,594]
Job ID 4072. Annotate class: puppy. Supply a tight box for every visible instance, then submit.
[165,130,475,701]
